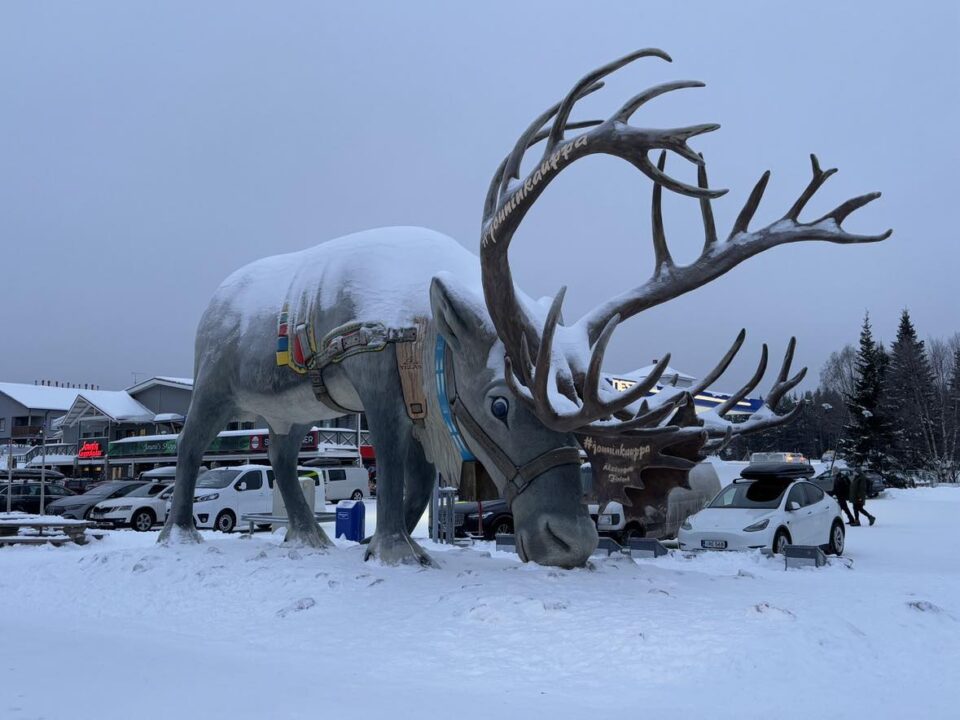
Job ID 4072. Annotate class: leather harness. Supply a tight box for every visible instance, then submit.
[301,317,581,504]
[437,335,583,503]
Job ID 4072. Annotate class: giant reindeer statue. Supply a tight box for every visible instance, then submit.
[159,49,889,568]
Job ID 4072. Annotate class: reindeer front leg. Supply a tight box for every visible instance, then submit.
[354,360,436,567]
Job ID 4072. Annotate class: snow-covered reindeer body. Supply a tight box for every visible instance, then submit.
[160,49,888,568]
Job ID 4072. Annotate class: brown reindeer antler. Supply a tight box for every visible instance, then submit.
[480,49,890,444]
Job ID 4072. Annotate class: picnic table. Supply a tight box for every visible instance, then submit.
[0,512,97,546]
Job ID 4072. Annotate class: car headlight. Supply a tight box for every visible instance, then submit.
[743,518,770,532]
[597,513,620,527]
[194,493,219,502]
[112,505,132,512]
[480,511,494,519]
[680,518,693,531]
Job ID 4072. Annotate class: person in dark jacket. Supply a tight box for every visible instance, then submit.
[832,471,856,525]
[850,469,876,526]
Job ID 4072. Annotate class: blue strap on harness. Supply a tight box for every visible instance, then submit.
[435,335,476,461]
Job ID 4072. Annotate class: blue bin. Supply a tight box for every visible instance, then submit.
[335,499,365,541]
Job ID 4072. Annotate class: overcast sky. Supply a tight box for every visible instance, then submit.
[1,1,957,396]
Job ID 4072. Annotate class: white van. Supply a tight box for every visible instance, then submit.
[322,466,368,502]
[189,464,324,532]
[190,465,274,532]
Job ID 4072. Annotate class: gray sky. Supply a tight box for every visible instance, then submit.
[2,1,958,395]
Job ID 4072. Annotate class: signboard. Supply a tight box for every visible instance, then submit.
[576,398,707,529]
[108,430,320,458]
[78,440,105,459]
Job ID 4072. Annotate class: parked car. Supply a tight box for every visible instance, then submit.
[678,462,845,555]
[190,465,277,533]
[863,470,886,497]
[447,498,513,540]
[89,482,173,530]
[0,482,75,514]
[749,451,809,465]
[322,466,369,502]
[45,480,146,519]
[63,477,107,494]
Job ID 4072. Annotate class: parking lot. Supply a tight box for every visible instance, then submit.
[1,487,958,719]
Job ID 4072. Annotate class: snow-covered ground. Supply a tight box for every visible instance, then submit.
[2,487,958,719]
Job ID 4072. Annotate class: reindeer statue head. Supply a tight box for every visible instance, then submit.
[428,49,889,568]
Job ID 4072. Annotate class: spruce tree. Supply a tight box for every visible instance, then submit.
[887,309,939,471]
[842,313,892,471]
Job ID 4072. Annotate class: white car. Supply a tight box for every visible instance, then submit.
[90,482,174,531]
[322,466,368,502]
[678,473,845,555]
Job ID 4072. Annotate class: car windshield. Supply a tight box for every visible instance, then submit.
[709,479,791,509]
[197,469,241,489]
[125,482,169,498]
[83,481,139,497]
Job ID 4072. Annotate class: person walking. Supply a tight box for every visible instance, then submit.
[850,469,876,526]
[832,471,856,525]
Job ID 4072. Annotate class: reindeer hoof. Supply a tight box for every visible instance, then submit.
[364,531,437,568]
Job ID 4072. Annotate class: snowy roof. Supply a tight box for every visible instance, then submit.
[126,376,194,395]
[604,363,696,389]
[26,454,76,467]
[0,382,84,411]
[111,433,179,445]
[59,391,155,426]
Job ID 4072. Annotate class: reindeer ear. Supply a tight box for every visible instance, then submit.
[430,274,491,354]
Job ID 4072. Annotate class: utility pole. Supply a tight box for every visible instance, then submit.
[39,410,49,515]
[5,437,12,513]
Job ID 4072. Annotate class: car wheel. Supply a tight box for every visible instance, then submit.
[772,528,791,554]
[486,517,513,540]
[828,520,845,556]
[131,509,155,532]
[215,510,236,533]
[351,490,363,501]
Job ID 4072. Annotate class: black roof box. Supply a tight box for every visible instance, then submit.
[741,462,815,480]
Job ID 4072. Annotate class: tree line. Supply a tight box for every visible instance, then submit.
[723,310,960,482]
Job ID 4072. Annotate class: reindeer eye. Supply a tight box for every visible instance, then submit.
[490,396,510,421]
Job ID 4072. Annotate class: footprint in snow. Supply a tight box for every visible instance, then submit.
[907,600,951,617]
[751,602,795,619]
[277,597,316,618]
[736,570,756,579]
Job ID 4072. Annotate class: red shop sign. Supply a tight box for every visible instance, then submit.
[78,441,104,459]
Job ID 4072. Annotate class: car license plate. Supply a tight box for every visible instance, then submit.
[701,539,727,549]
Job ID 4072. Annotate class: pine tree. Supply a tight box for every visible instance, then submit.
[947,346,960,479]
[842,313,892,471]
[887,309,940,473]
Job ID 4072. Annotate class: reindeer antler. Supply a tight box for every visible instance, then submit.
[480,49,890,443]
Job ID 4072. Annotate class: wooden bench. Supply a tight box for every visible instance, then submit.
[0,514,96,546]
[240,511,336,536]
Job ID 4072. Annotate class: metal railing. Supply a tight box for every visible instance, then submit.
[315,427,371,449]
[19,443,78,465]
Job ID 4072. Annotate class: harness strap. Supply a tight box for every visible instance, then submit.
[305,320,419,414]
[452,400,582,501]
[436,335,581,501]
